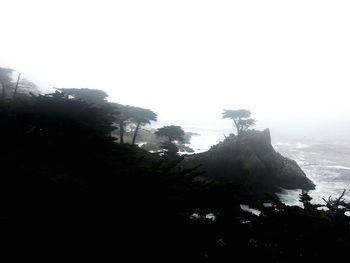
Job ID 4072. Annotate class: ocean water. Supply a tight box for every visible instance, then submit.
[184,126,350,207]
[273,139,350,206]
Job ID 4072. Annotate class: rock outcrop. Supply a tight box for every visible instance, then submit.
[185,129,315,193]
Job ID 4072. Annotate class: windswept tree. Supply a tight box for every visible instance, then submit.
[155,125,185,156]
[107,104,157,145]
[130,107,157,145]
[155,125,185,144]
[222,109,256,136]
[112,103,134,143]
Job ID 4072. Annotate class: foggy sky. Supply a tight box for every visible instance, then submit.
[1,0,350,130]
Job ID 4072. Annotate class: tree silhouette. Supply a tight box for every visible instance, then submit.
[58,88,108,105]
[29,91,114,137]
[222,109,256,136]
[129,107,157,145]
[323,189,350,216]
[155,125,185,144]
[110,104,157,144]
[111,104,134,143]
[155,125,185,157]
[299,190,323,211]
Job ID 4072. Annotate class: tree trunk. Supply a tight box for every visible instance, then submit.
[233,119,240,136]
[132,122,141,145]
[12,73,21,99]
[119,121,124,143]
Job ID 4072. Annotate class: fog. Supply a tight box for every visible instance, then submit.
[3,2,350,256]
[1,0,350,134]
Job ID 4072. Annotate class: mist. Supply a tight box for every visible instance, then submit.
[2,1,350,260]
[1,0,350,132]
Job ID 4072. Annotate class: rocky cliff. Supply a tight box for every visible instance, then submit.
[185,129,315,194]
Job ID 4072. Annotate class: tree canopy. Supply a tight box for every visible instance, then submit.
[129,106,157,145]
[111,103,134,143]
[155,126,186,157]
[17,90,115,138]
[222,109,256,136]
[111,104,157,144]
[58,88,108,105]
[155,125,185,143]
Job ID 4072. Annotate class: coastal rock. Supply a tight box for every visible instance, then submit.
[186,129,315,193]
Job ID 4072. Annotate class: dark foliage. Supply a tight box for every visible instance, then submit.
[0,90,349,261]
[223,109,256,136]
[155,125,186,157]
[57,88,108,104]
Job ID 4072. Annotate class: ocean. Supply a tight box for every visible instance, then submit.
[184,126,350,207]
[273,139,350,206]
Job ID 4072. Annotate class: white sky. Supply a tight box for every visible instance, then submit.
[1,0,350,130]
